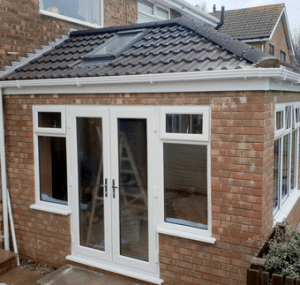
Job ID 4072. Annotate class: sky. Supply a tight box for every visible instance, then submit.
[185,0,300,35]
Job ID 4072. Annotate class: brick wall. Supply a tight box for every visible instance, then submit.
[2,90,300,281]
[104,0,137,27]
[0,0,92,71]
[266,18,290,63]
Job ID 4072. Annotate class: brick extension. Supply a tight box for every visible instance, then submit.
[2,90,300,284]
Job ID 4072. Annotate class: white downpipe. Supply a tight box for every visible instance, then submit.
[7,190,19,265]
[0,88,9,250]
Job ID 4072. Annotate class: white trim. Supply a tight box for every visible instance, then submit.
[138,0,170,22]
[156,226,216,244]
[156,0,219,26]
[2,68,300,95]
[33,105,66,134]
[30,204,71,215]
[40,9,103,29]
[66,255,164,284]
[273,189,300,226]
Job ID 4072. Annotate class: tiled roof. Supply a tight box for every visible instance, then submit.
[211,4,285,40]
[1,18,280,81]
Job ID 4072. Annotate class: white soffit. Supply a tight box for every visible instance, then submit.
[1,68,300,95]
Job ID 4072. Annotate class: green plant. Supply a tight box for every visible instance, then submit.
[264,226,300,279]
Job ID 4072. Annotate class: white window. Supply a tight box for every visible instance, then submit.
[273,103,300,215]
[39,0,103,27]
[138,0,170,23]
[31,106,70,215]
[157,106,214,243]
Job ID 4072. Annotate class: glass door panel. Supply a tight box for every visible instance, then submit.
[118,119,148,261]
[77,117,105,250]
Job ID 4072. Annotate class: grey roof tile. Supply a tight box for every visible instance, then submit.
[1,18,281,81]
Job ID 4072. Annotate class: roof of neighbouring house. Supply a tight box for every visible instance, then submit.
[211,3,285,40]
[1,18,281,81]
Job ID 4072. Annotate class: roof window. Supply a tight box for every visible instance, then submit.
[83,30,146,62]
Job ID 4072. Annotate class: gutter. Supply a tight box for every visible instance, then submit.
[0,88,9,251]
[0,68,299,94]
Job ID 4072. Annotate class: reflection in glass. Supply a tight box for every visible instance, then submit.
[39,136,67,203]
[276,111,283,130]
[282,135,290,199]
[38,112,61,128]
[166,114,203,134]
[285,106,291,129]
[291,131,297,190]
[273,139,281,211]
[164,143,208,230]
[118,119,148,261]
[77,118,105,250]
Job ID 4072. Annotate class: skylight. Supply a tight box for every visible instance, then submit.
[83,29,146,62]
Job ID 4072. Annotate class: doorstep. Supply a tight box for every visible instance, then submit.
[37,264,145,285]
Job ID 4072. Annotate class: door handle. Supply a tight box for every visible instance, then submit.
[112,179,119,199]
[100,178,108,197]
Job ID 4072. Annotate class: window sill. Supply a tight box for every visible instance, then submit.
[156,226,216,244]
[40,10,102,29]
[30,204,71,216]
[273,189,300,226]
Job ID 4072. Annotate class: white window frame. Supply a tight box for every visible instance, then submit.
[273,103,300,220]
[156,106,215,244]
[30,105,71,215]
[39,0,104,28]
[138,0,170,22]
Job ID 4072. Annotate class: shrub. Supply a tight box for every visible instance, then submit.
[264,226,300,279]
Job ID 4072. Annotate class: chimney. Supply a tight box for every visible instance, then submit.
[213,4,216,12]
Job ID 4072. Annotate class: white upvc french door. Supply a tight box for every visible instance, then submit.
[68,106,158,277]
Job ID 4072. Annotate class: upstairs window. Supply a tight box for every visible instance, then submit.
[39,0,103,26]
[138,0,170,23]
[280,50,286,62]
[269,44,275,56]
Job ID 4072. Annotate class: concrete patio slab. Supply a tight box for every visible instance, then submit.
[37,265,141,285]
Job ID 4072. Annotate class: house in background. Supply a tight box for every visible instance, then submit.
[211,4,294,63]
[1,17,300,285]
[0,0,219,72]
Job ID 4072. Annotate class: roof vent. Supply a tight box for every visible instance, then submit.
[215,6,225,30]
[83,29,147,62]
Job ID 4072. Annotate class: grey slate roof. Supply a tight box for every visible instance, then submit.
[211,4,285,40]
[1,18,280,81]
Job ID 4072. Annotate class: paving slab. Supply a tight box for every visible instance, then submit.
[37,265,141,285]
[0,267,42,285]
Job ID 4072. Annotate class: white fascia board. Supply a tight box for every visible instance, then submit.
[156,0,219,26]
[1,68,300,95]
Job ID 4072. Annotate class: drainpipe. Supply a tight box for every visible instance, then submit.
[0,87,9,251]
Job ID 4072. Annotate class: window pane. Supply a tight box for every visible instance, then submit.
[138,0,153,15]
[164,143,208,230]
[282,135,290,200]
[39,136,67,204]
[296,108,300,123]
[273,139,281,211]
[157,6,168,19]
[286,106,291,129]
[291,130,297,190]
[138,12,156,23]
[276,111,283,130]
[118,119,148,261]
[77,118,105,250]
[40,0,101,25]
[166,114,203,134]
[38,112,61,128]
